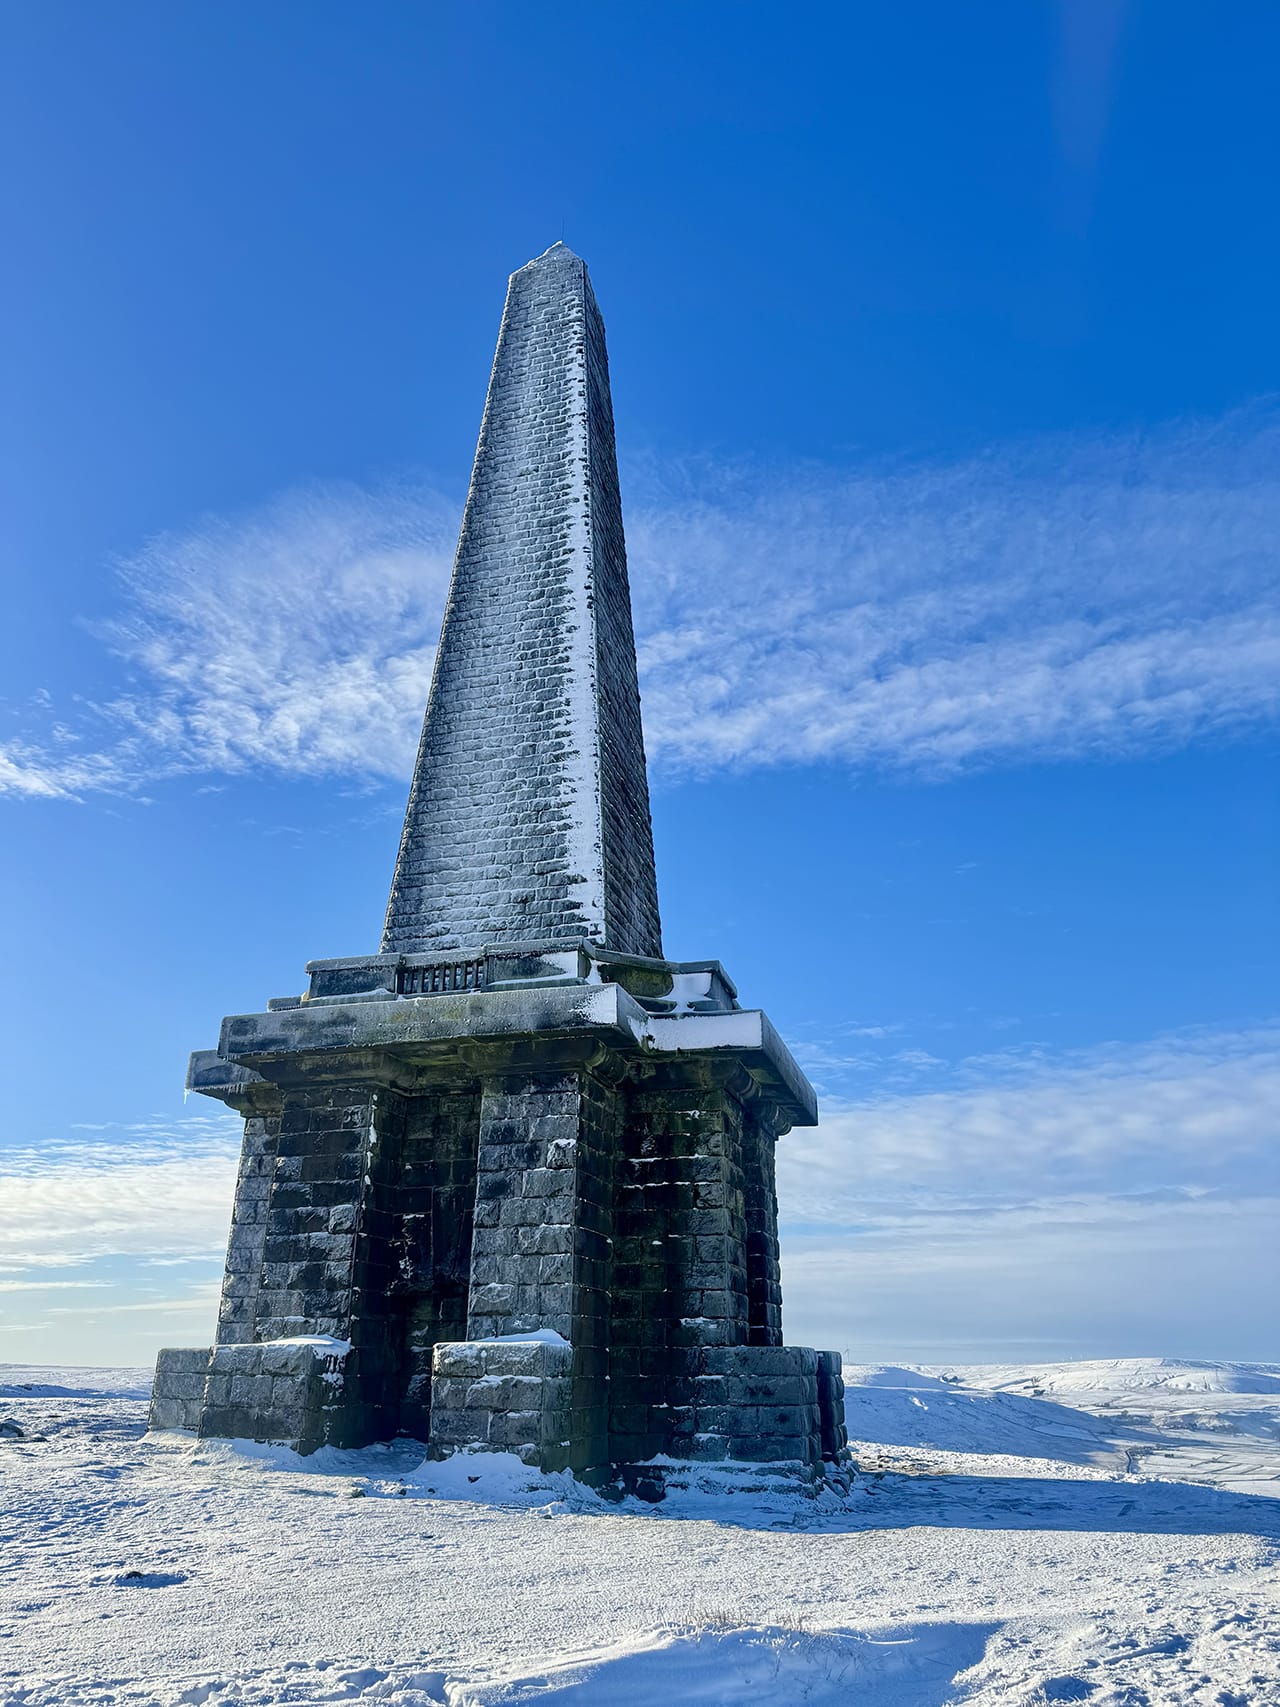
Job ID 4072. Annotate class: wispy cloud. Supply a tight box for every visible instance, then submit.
[0,1117,241,1270]
[45,1286,222,1318]
[777,1025,1280,1359]
[628,408,1280,774]
[2,405,1278,799]
[780,1025,1280,1208]
[0,485,457,799]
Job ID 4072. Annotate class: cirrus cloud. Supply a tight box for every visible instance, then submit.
[2,404,1278,799]
[0,1117,241,1271]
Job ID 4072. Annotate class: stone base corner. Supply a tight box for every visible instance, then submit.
[815,1348,848,1462]
[664,1343,847,1470]
[428,1338,574,1471]
[149,1338,354,1455]
[148,1346,213,1433]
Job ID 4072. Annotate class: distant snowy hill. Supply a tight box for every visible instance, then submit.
[0,1364,153,1402]
[842,1358,1280,1504]
[841,1364,1117,1465]
[2,1358,1279,1705]
[957,1357,1280,1396]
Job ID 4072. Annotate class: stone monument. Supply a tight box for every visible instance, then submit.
[151,242,848,1494]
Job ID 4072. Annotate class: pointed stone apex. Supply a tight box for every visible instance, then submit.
[524,240,581,267]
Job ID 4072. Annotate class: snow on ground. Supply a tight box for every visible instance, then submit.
[2,1359,1279,1705]
[839,1360,1280,1502]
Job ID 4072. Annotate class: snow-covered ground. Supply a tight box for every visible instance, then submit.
[2,1359,1278,1706]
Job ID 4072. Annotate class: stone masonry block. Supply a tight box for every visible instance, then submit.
[428,1377,476,1412]
[464,1374,546,1411]
[686,1433,731,1462]
[148,1347,212,1433]
[469,1283,517,1315]
[428,1338,572,1469]
[162,1372,208,1402]
[156,1346,213,1376]
[725,1375,809,1407]
[728,1435,811,1464]
[486,1409,549,1450]
[194,1339,351,1454]
[479,1341,571,1377]
[701,1346,818,1378]
[430,1408,490,1447]
[230,1373,273,1408]
[148,1397,189,1432]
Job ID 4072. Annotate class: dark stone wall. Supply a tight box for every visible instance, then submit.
[743,1106,784,1345]
[197,1049,838,1476]
[234,1086,406,1443]
[211,1083,481,1445]
[568,1068,620,1469]
[254,1087,375,1342]
[466,1064,620,1471]
[609,1071,755,1462]
[468,1072,587,1342]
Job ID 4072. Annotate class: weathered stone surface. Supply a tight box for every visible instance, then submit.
[196,1339,351,1455]
[428,1338,573,1469]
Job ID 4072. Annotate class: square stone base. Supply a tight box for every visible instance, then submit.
[425,1339,848,1484]
[155,1335,848,1493]
[620,1345,846,1470]
[149,1338,352,1455]
[428,1337,574,1469]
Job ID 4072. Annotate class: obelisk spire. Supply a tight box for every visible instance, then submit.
[382,243,663,959]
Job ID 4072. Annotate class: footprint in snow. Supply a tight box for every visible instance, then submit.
[114,1569,188,1588]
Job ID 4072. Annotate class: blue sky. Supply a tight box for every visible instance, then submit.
[1,2,1276,1368]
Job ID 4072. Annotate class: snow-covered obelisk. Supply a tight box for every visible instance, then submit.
[152,244,846,1496]
[384,243,662,962]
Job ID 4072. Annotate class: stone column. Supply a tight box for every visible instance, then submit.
[610,1062,754,1463]
[199,1083,406,1448]
[430,1046,621,1472]
[215,1099,282,1346]
[743,1101,785,1347]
